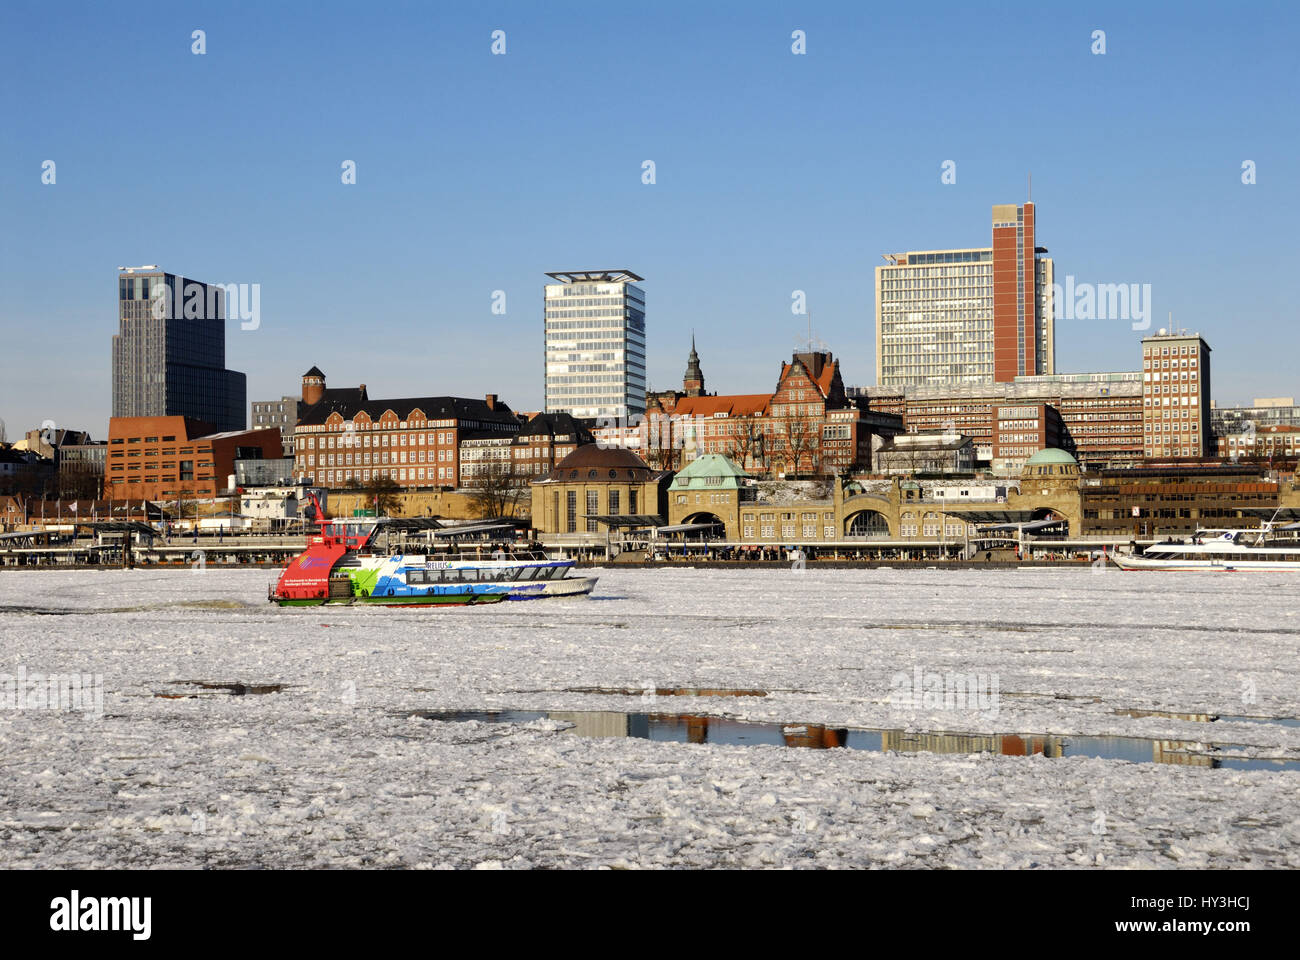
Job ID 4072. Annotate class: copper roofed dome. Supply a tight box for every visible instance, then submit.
[543,444,655,482]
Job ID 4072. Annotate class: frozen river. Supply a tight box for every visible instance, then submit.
[1,566,1298,868]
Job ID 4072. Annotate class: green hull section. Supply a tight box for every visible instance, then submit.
[275,593,506,607]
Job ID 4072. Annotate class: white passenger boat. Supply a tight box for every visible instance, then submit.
[1109,524,1300,572]
[271,503,597,604]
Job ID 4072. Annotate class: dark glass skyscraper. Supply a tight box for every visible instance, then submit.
[111,267,247,432]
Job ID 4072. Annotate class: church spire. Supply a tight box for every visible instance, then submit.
[683,333,705,396]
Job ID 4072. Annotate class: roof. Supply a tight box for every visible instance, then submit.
[656,522,725,534]
[545,270,644,284]
[878,434,971,453]
[581,514,663,527]
[976,517,1068,532]
[295,387,369,424]
[298,392,514,428]
[303,366,325,378]
[958,510,1050,524]
[779,353,840,400]
[668,394,770,418]
[517,411,594,442]
[539,445,656,483]
[1025,448,1078,466]
[669,454,749,490]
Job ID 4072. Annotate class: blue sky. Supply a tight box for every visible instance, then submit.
[2,0,1297,438]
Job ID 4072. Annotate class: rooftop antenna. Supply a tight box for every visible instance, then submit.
[1028,171,1032,202]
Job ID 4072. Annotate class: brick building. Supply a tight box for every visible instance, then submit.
[1141,330,1211,458]
[852,371,1142,467]
[104,416,283,500]
[509,412,593,479]
[992,402,1067,473]
[290,367,519,490]
[645,345,896,477]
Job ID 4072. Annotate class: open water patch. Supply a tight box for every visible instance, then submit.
[407,709,1300,772]
[155,681,289,698]
[508,686,772,698]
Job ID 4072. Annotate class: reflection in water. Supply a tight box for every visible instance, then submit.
[1114,708,1216,723]
[409,710,1300,772]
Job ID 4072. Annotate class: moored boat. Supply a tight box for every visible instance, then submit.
[1109,525,1300,572]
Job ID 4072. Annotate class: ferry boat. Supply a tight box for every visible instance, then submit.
[1109,525,1300,572]
[269,503,596,605]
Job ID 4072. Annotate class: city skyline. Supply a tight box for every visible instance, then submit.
[3,1,1297,436]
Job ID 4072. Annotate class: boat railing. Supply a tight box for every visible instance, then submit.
[402,549,557,563]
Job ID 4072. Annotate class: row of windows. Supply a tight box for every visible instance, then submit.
[302,467,456,484]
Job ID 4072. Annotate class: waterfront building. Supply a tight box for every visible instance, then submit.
[529,445,671,545]
[1216,423,1300,460]
[510,413,593,479]
[543,270,647,421]
[290,368,519,490]
[1211,397,1300,441]
[458,433,516,485]
[112,266,247,432]
[1141,330,1211,458]
[875,432,977,475]
[251,396,300,457]
[875,202,1054,387]
[103,415,283,501]
[851,371,1144,467]
[992,402,1068,473]
[665,454,751,538]
[645,345,897,477]
[1080,462,1282,539]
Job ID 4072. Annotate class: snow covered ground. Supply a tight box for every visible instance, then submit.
[1,565,1298,868]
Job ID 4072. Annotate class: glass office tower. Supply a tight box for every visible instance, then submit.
[111,266,247,432]
[543,270,646,421]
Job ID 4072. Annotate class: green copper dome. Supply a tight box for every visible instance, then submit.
[1024,447,1078,467]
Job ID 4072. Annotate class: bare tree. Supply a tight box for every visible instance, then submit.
[643,415,684,472]
[729,415,766,473]
[775,415,822,478]
[362,475,403,517]
[465,462,527,519]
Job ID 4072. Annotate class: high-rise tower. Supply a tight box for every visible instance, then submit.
[876,202,1054,387]
[543,270,646,421]
[111,266,247,432]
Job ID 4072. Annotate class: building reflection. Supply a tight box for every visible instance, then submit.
[881,730,1065,757]
[1152,739,1216,767]
[537,713,1224,768]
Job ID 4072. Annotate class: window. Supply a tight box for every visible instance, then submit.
[586,491,599,533]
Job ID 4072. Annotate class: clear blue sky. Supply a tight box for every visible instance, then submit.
[2,0,1297,439]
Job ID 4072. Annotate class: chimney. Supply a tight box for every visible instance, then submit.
[485,394,497,411]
